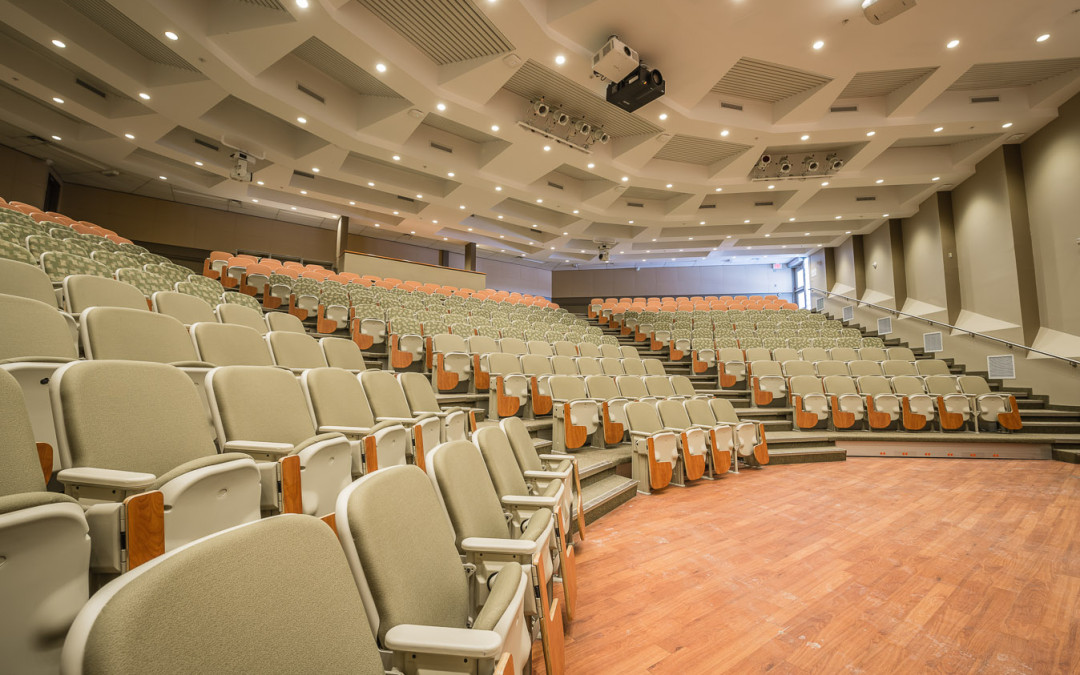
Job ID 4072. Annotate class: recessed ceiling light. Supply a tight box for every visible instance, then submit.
[51,96,65,104]
[374,223,380,227]
[1036,33,1050,43]
[393,211,399,215]
[812,40,825,50]
[720,129,729,137]
[297,116,307,124]
[821,181,829,186]
[875,178,884,184]
[51,39,66,48]
[194,161,203,166]
[312,168,319,173]
[932,127,944,133]
[499,235,504,238]
[550,246,555,250]
[412,231,416,234]
[866,130,876,137]
[767,184,775,190]
[586,163,595,169]
[536,198,542,203]
[621,176,629,182]
[367,181,375,187]
[744,219,750,224]
[300,190,307,195]
[1002,122,1013,129]
[835,216,842,220]
[572,209,579,214]
[658,113,668,121]
[51,135,61,141]
[646,250,651,253]
[498,215,503,219]
[436,103,446,112]
[416,194,423,199]
[543,145,551,152]
[159,175,167,180]
[845,230,852,234]
[805,232,810,235]
[801,134,810,141]
[257,181,264,186]
[349,201,355,205]
[459,205,466,210]
[789,217,796,222]
[628,220,634,224]
[433,220,438,224]
[715,187,722,192]
[164,31,179,41]
[138,92,151,100]
[932,176,940,181]
[291,207,297,211]
[392,155,400,161]
[252,198,259,203]
[699,220,706,225]
[946,39,960,49]
[296,0,309,7]
[764,234,770,237]
[495,186,502,191]
[467,227,473,231]
[491,124,499,132]
[447,172,455,177]
[882,213,890,218]
[375,62,387,73]
[666,183,673,188]
[554,55,566,65]
[124,133,135,139]
[652,238,657,242]
[443,237,448,241]
[562,231,568,235]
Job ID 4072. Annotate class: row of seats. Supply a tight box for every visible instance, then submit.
[2,362,585,674]
[767,371,1022,432]
[713,348,923,385]
[590,295,798,314]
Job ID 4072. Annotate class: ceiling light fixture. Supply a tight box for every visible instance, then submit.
[436,103,446,111]
[835,216,842,220]
[554,55,566,65]
[812,40,825,50]
[164,31,179,41]
[416,194,423,199]
[659,113,668,121]
[621,176,629,182]
[124,133,135,139]
[536,198,542,203]
[875,178,884,184]
[194,161,203,166]
[866,130,876,137]
[764,234,770,237]
[720,129,730,137]
[572,209,579,214]
[375,63,387,73]
[433,220,438,224]
[491,124,499,132]
[744,219,750,224]
[392,155,400,161]
[1036,33,1050,43]
[789,217,796,222]
[767,184,775,190]
[495,186,502,191]
[51,135,61,141]
[1002,122,1013,129]
[447,172,455,177]
[159,175,167,180]
[586,163,595,169]
[715,187,722,192]
[312,168,319,173]
[882,213,890,218]
[300,190,307,195]
[368,181,374,187]
[562,231,568,235]
[946,39,960,49]
[297,116,307,124]
[801,134,810,141]
[821,181,829,186]
[257,181,265,185]
[51,39,66,48]
[349,201,355,205]
[291,207,297,211]
[934,126,944,133]
[52,97,64,104]
[932,176,940,181]
[666,183,673,188]
[296,0,309,7]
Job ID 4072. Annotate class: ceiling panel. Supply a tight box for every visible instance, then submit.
[292,37,404,98]
[59,0,200,72]
[711,57,832,103]
[353,0,514,65]
[839,66,937,98]
[948,58,1080,91]
[654,134,750,165]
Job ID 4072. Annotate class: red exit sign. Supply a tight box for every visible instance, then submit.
[772,263,783,270]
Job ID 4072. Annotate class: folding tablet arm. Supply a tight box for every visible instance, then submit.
[374,413,441,470]
[629,429,678,493]
[316,420,409,475]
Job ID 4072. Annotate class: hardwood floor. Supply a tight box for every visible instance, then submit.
[538,459,1080,674]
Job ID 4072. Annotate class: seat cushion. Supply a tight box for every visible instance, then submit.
[0,491,78,517]
[149,452,254,491]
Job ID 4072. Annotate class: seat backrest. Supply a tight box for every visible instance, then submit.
[847,360,883,377]
[815,360,849,377]
[857,375,892,396]
[657,399,693,430]
[750,360,783,377]
[782,360,815,377]
[882,360,917,376]
[0,368,47,495]
[215,302,269,335]
[576,357,602,376]
[358,370,413,419]
[684,397,717,428]
[191,323,274,366]
[81,306,203,364]
[488,352,522,375]
[519,354,552,376]
[338,465,470,642]
[499,337,527,355]
[708,397,740,424]
[924,375,961,396]
[553,340,578,357]
[616,375,649,398]
[500,416,543,474]
[0,258,59,307]
[584,375,619,400]
[669,375,696,397]
[644,375,676,397]
[915,360,950,376]
[209,366,317,446]
[267,331,328,369]
[789,375,824,396]
[643,358,666,376]
[887,347,915,361]
[472,428,532,501]
[526,340,553,356]
[265,312,306,333]
[0,293,77,361]
[320,337,366,371]
[549,374,587,401]
[53,360,216,474]
[399,372,441,414]
[62,515,384,674]
[957,375,992,396]
[428,440,514,550]
[432,333,467,353]
[823,375,858,395]
[301,367,377,430]
[830,347,858,362]
[744,347,771,362]
[771,347,798,362]
[891,375,928,396]
[621,358,646,375]
[466,335,498,355]
[625,401,663,433]
[550,355,577,375]
[153,290,215,325]
[859,347,888,361]
[65,275,148,313]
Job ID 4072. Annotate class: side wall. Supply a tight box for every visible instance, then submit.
[0,145,52,208]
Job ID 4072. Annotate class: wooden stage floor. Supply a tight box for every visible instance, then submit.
[538,458,1080,674]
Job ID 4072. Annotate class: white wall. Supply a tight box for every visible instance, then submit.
[552,263,794,299]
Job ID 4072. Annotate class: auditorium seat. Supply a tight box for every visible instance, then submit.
[191,322,275,366]
[266,330,329,372]
[320,336,367,372]
[0,369,90,675]
[856,375,901,429]
[63,274,147,315]
[815,360,849,377]
[152,290,215,325]
[682,397,738,473]
[205,365,352,518]
[655,399,710,482]
[823,375,866,430]
[582,375,630,446]
[890,375,936,431]
[550,375,601,452]
[888,347,916,361]
[431,333,472,392]
[387,316,424,371]
[783,360,816,377]
[749,360,787,406]
[500,415,585,539]
[958,375,1022,431]
[265,311,306,333]
[882,359,918,377]
[643,358,667,376]
[60,515,392,675]
[625,401,679,494]
[791,375,830,430]
[358,370,442,469]
[335,465,533,674]
[575,356,602,376]
[399,371,472,442]
[52,360,261,568]
[0,294,79,458]
[80,307,210,369]
[848,360,883,377]
[0,257,61,307]
[300,367,409,476]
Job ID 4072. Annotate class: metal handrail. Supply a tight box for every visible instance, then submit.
[809,287,1080,368]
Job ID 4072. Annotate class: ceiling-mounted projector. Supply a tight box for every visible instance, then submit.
[862,0,916,24]
[592,36,639,82]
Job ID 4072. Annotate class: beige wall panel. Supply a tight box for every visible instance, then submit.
[833,238,856,292]
[343,251,486,288]
[552,263,794,299]
[862,222,895,307]
[0,145,51,208]
[901,195,950,311]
